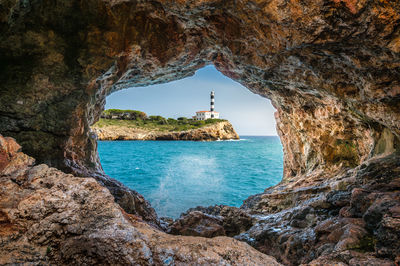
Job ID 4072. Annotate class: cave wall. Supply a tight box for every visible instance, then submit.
[1,0,399,181]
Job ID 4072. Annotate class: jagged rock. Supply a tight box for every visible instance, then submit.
[174,205,254,237]
[169,211,226,238]
[0,135,281,265]
[92,121,239,141]
[306,251,395,266]
[90,171,161,229]
[236,155,400,265]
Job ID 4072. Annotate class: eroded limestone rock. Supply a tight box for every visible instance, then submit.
[170,205,254,238]
[236,154,400,265]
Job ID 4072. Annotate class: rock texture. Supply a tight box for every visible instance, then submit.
[0,135,281,265]
[169,205,254,238]
[1,0,399,178]
[1,0,400,265]
[235,154,400,265]
[92,120,239,141]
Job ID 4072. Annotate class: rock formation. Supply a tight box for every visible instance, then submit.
[169,205,253,238]
[92,120,239,141]
[0,134,281,265]
[1,0,399,265]
[237,153,400,265]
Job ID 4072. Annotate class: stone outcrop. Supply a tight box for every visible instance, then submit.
[0,135,281,265]
[92,121,239,141]
[169,211,226,238]
[169,205,254,238]
[236,154,400,265]
[1,0,400,265]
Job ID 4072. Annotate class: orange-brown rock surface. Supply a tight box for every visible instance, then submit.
[0,134,281,265]
[92,120,239,141]
[0,0,399,265]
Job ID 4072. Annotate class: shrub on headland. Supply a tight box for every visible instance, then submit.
[102,109,147,120]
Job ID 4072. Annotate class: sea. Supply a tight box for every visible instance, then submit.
[98,136,283,218]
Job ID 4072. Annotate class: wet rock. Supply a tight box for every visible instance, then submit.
[169,211,225,238]
[174,205,254,237]
[290,206,316,228]
[238,155,400,265]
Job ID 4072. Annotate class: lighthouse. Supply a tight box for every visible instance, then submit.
[193,91,220,120]
[210,91,215,117]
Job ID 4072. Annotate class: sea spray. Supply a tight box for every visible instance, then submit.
[98,136,283,218]
[151,155,223,218]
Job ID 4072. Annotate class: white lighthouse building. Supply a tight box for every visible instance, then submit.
[194,91,220,120]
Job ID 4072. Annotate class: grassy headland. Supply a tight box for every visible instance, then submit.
[94,109,227,132]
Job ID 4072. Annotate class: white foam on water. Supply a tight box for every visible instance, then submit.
[150,154,224,218]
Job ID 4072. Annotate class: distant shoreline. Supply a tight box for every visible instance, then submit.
[93,119,239,141]
[96,135,279,141]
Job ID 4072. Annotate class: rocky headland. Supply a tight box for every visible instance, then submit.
[1,0,399,265]
[92,120,239,141]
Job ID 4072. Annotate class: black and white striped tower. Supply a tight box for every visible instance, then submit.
[210,91,215,118]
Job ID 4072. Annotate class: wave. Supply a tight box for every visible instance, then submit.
[150,155,224,218]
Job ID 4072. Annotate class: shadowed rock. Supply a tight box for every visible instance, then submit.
[170,205,254,237]
[236,154,400,265]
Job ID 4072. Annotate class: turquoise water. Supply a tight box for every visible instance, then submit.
[98,136,283,218]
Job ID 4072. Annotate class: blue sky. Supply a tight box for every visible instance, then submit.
[105,65,277,136]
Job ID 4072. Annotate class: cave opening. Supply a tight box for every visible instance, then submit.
[93,65,283,218]
[2,0,400,264]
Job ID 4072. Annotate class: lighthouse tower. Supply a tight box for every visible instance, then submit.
[210,91,215,118]
[194,91,220,120]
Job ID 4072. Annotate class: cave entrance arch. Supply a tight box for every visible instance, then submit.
[94,65,283,218]
[1,1,400,264]
[1,0,398,230]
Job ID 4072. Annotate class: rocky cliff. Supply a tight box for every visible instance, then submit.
[0,0,399,265]
[92,121,239,141]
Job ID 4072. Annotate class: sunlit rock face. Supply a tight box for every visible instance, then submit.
[1,0,399,264]
[92,120,239,140]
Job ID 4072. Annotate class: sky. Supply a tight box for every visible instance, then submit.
[105,65,277,136]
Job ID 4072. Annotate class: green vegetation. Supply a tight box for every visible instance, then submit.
[102,109,147,120]
[94,109,226,132]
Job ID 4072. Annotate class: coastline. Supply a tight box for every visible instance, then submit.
[92,120,239,141]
